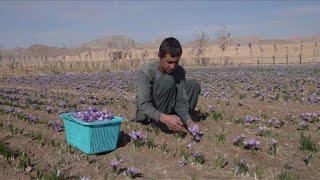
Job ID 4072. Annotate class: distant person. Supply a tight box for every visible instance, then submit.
[135,37,201,132]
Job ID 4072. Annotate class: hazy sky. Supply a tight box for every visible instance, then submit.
[1,1,320,49]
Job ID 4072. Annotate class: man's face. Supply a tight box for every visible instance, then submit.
[158,53,180,74]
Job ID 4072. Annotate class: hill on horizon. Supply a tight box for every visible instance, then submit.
[1,34,320,57]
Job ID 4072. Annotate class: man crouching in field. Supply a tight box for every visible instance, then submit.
[135,37,201,132]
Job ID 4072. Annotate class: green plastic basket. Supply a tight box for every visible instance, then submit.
[60,112,124,154]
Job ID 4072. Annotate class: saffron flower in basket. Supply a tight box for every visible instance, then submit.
[72,107,114,122]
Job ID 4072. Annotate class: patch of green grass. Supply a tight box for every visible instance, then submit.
[49,139,60,147]
[173,131,187,140]
[277,170,291,180]
[190,173,197,180]
[161,143,169,154]
[0,139,20,160]
[153,126,160,136]
[252,167,263,180]
[142,126,153,134]
[215,130,226,144]
[239,93,246,99]
[16,113,27,121]
[179,149,191,163]
[16,151,31,172]
[7,124,14,135]
[0,108,5,115]
[192,153,205,165]
[146,139,156,150]
[36,167,64,180]
[234,159,249,176]
[261,113,269,120]
[299,134,318,152]
[214,155,228,169]
[171,148,178,158]
[210,112,223,121]
[233,117,244,124]
[26,132,46,147]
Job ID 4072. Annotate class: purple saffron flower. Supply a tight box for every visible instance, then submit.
[208,105,215,113]
[232,135,245,145]
[268,118,284,128]
[110,159,120,170]
[202,89,210,97]
[243,138,261,150]
[272,138,278,146]
[179,160,187,168]
[244,115,262,124]
[297,121,308,130]
[73,108,114,122]
[255,126,267,136]
[58,101,66,108]
[271,139,277,145]
[244,115,255,124]
[192,151,201,158]
[27,114,38,122]
[53,123,64,132]
[188,124,203,141]
[46,106,55,114]
[48,121,64,132]
[129,131,147,140]
[126,167,139,178]
[80,176,89,180]
[4,107,14,113]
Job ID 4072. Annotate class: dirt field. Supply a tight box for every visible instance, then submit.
[0,64,319,179]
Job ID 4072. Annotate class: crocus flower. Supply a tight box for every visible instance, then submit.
[232,135,245,146]
[73,108,114,122]
[80,176,89,180]
[5,107,14,113]
[179,160,187,168]
[268,118,284,128]
[129,131,147,141]
[27,114,38,122]
[208,105,215,113]
[125,167,139,178]
[188,125,202,141]
[192,151,201,158]
[110,159,123,171]
[243,138,261,150]
[46,106,54,114]
[255,126,267,136]
[297,121,308,130]
[271,138,278,146]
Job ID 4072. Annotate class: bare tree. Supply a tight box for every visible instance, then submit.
[248,42,253,64]
[216,25,231,65]
[313,42,317,63]
[235,43,240,56]
[193,31,209,66]
[273,45,277,64]
[0,45,3,71]
[0,45,2,62]
[285,46,289,64]
[300,41,303,64]
[258,42,263,65]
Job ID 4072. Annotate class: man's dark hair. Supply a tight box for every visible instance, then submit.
[159,37,182,58]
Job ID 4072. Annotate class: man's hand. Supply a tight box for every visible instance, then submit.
[159,113,185,132]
